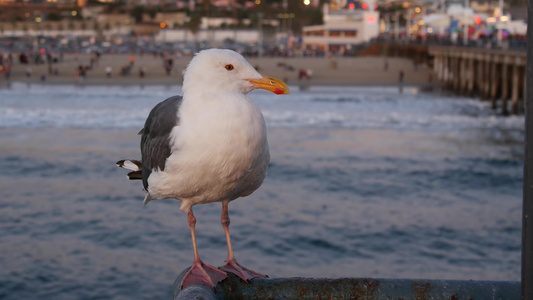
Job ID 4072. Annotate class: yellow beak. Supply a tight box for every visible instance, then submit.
[248,76,290,95]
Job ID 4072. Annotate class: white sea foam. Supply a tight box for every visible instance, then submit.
[0,83,524,135]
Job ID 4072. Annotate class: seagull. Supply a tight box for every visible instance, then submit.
[117,49,289,289]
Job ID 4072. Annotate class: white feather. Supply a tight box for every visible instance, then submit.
[122,160,141,171]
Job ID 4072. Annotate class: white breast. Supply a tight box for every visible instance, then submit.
[147,92,270,212]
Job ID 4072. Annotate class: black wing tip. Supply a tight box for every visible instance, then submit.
[127,171,143,180]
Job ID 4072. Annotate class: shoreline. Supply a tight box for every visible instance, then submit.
[1,53,435,87]
[0,79,443,97]
[1,78,441,89]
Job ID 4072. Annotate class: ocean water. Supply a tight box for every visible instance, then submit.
[0,82,524,299]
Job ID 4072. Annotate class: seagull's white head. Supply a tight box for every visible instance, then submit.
[182,48,289,96]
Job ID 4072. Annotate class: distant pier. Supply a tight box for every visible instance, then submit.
[430,46,526,115]
[376,43,526,115]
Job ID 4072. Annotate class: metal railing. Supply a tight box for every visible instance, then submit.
[173,270,520,299]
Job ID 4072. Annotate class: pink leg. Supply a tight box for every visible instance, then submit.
[218,200,268,281]
[181,209,228,289]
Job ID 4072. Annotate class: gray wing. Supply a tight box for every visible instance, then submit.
[140,95,183,191]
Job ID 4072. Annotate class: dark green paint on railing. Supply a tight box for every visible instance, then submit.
[173,268,519,300]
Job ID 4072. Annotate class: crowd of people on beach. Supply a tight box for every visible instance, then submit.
[0,53,13,80]
[0,48,184,83]
[0,50,24,81]
[0,49,63,82]
[0,37,186,84]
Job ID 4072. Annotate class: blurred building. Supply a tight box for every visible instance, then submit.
[419,3,527,36]
[302,0,380,54]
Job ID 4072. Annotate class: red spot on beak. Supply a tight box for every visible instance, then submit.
[274,88,285,95]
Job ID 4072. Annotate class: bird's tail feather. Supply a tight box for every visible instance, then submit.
[116,160,143,180]
[116,159,142,171]
[127,171,142,180]
[116,159,154,205]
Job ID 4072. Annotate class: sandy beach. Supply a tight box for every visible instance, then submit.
[2,52,434,87]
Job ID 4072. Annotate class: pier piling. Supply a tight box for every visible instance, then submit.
[512,64,520,114]
[377,43,526,114]
[428,46,526,114]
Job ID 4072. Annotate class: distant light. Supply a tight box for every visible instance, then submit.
[361,3,368,9]
[500,16,509,22]
[160,22,166,28]
[474,15,482,25]
[486,17,496,23]
[427,27,433,33]
[367,15,376,23]
[71,11,77,16]
[414,7,421,13]
[417,19,424,26]
[35,17,42,23]
[348,3,355,9]
[255,0,260,4]
[40,48,46,54]
[303,0,310,5]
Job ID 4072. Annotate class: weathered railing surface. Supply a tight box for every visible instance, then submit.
[173,269,519,300]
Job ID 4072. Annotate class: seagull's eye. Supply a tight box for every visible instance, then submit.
[225,64,234,71]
